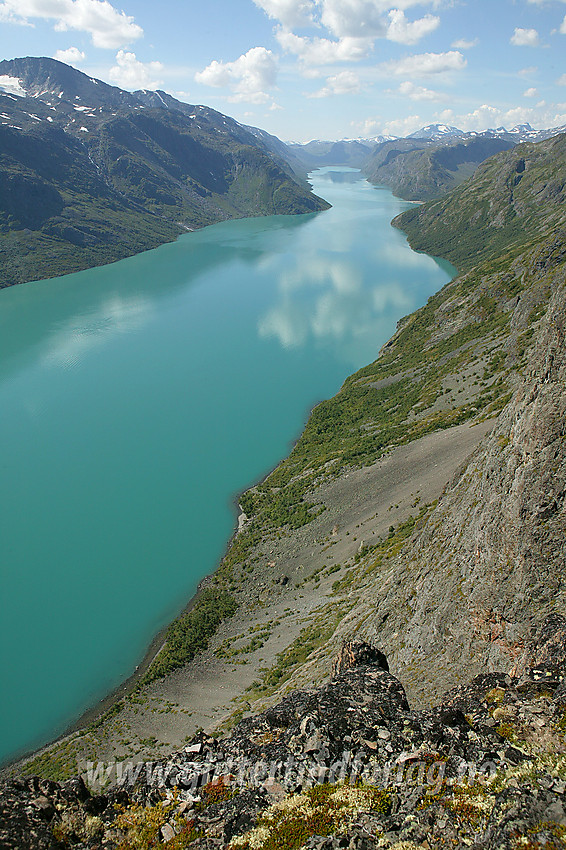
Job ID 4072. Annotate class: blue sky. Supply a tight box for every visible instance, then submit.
[0,0,565,141]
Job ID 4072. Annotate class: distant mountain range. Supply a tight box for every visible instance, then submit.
[362,136,516,201]
[407,121,566,143]
[2,56,565,287]
[289,122,566,201]
[0,56,329,287]
[287,138,377,169]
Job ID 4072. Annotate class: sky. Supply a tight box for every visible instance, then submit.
[0,0,565,141]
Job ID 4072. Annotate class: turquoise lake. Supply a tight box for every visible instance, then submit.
[0,168,455,765]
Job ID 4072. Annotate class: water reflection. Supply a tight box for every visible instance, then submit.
[42,295,153,370]
[313,168,362,184]
[0,167,455,766]
[258,253,411,354]
[256,170,450,367]
[0,212,315,382]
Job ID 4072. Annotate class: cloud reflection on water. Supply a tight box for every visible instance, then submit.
[257,249,416,363]
[42,295,153,370]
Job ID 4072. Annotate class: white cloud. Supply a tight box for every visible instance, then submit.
[257,253,413,354]
[386,10,439,45]
[0,0,142,48]
[319,0,387,38]
[510,27,540,47]
[309,70,361,97]
[0,4,33,23]
[451,38,478,49]
[254,0,444,52]
[438,102,566,132]
[561,14,566,34]
[398,80,441,100]
[557,73,566,85]
[108,50,163,90]
[195,47,278,104]
[518,66,537,77]
[381,50,466,77]
[353,115,383,136]
[252,0,315,28]
[523,87,538,97]
[54,46,85,66]
[43,294,152,369]
[276,29,373,65]
[381,113,424,135]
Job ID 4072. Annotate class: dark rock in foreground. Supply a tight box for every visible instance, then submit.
[1,637,565,848]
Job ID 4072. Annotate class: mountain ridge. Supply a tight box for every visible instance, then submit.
[0,57,329,288]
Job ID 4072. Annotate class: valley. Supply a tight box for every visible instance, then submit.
[0,54,565,850]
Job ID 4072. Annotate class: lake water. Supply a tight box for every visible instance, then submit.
[0,168,454,765]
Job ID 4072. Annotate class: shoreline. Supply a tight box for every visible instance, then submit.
[2,169,504,780]
[1,414,496,780]
[0,572,212,774]
[0,402,322,775]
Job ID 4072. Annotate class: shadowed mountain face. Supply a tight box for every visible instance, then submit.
[0,57,329,287]
[363,136,516,201]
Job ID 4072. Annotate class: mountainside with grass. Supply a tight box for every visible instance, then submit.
[364,135,516,201]
[0,57,329,287]
[393,131,566,270]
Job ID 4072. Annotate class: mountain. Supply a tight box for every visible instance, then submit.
[394,131,566,270]
[407,123,466,140]
[242,124,309,180]
[363,134,515,200]
[0,57,329,287]
[285,125,566,196]
[2,105,566,850]
[287,138,375,169]
[2,636,566,848]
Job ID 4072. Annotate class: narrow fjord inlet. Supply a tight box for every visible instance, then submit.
[0,168,454,766]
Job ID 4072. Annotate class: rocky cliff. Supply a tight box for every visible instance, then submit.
[359,268,566,703]
[1,638,565,848]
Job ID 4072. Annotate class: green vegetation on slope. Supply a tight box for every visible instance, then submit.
[0,58,329,287]
[394,132,566,271]
[229,135,566,542]
[142,588,238,685]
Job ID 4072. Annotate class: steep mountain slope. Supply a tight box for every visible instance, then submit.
[0,57,329,287]
[112,132,565,719]
[364,135,515,200]
[394,132,566,270]
[2,638,566,849]
[241,124,309,180]
[183,130,565,714]
[358,266,566,701]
